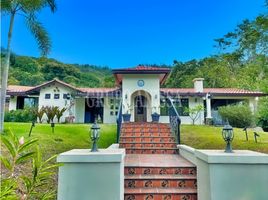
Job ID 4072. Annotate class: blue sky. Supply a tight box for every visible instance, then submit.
[1,0,266,68]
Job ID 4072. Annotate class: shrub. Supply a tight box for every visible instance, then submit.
[0,131,59,199]
[184,105,204,125]
[218,103,254,128]
[4,108,36,122]
[257,98,268,132]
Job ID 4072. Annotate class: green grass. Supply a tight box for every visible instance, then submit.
[181,125,268,153]
[3,122,117,158]
[3,122,268,155]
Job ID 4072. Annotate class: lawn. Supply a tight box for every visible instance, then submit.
[181,125,268,154]
[2,122,117,158]
[2,122,268,155]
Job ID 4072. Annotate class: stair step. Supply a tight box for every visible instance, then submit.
[126,148,178,154]
[121,133,172,137]
[125,187,197,194]
[120,143,177,148]
[121,138,175,143]
[124,167,196,176]
[125,174,197,180]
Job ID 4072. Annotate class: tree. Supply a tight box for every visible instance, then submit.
[55,107,67,123]
[0,0,57,133]
[184,105,204,125]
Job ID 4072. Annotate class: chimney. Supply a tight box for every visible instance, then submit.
[193,78,204,93]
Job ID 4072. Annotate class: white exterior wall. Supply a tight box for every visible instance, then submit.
[122,74,160,122]
[38,83,75,123]
[9,96,17,111]
[75,98,85,123]
[159,97,205,125]
[103,97,117,124]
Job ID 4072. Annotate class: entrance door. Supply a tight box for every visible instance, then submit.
[84,98,103,123]
[134,96,147,122]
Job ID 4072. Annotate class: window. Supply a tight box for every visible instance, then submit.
[63,94,70,99]
[110,98,120,116]
[54,94,60,99]
[45,94,51,99]
[174,98,189,116]
[160,98,189,116]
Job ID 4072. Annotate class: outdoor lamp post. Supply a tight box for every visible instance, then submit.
[90,121,100,152]
[222,123,234,153]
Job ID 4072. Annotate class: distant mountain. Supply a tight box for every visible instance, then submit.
[1,50,115,87]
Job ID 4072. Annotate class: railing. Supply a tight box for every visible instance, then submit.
[116,100,123,143]
[167,97,181,144]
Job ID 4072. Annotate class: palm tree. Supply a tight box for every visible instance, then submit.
[0,0,56,132]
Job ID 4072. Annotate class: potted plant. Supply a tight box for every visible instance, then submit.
[123,104,132,122]
[151,106,160,122]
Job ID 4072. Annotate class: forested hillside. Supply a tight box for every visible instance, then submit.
[1,51,115,87]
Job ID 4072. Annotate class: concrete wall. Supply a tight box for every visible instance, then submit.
[57,148,125,200]
[178,145,268,200]
[122,74,160,122]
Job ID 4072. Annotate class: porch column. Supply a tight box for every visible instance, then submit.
[206,93,212,119]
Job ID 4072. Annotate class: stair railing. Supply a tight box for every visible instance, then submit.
[167,97,181,144]
[116,100,123,143]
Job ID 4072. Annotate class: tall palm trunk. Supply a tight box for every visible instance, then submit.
[0,12,15,133]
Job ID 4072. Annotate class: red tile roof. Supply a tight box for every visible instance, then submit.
[6,79,265,97]
[78,88,119,93]
[7,85,34,93]
[161,88,265,96]
[125,66,171,71]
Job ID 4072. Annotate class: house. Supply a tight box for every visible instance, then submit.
[5,66,265,124]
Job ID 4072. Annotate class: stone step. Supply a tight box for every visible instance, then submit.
[124,167,196,176]
[125,175,197,189]
[126,148,178,154]
[120,142,177,148]
[124,188,197,200]
[120,136,176,143]
[121,132,173,137]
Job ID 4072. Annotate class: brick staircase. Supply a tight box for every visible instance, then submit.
[119,122,198,200]
[119,122,178,154]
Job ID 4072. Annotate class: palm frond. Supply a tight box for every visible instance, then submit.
[45,0,57,13]
[0,0,12,12]
[25,15,51,56]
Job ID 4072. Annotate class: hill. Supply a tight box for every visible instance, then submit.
[1,51,115,87]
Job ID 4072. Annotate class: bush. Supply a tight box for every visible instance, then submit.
[218,103,254,128]
[257,98,268,132]
[4,108,37,122]
[0,131,59,199]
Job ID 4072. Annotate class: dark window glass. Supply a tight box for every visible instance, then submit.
[63,94,67,99]
[160,98,189,116]
[54,94,60,99]
[45,94,51,99]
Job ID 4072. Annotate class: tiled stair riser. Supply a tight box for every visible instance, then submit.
[124,194,197,200]
[124,179,196,188]
[124,167,196,176]
[120,123,198,200]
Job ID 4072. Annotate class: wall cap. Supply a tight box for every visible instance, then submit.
[195,150,268,164]
[57,149,125,163]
